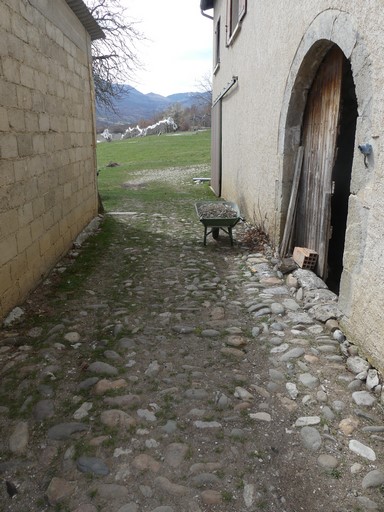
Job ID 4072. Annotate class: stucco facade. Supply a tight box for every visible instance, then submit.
[0,0,103,320]
[202,1,384,373]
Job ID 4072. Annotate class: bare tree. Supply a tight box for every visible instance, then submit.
[194,72,213,108]
[192,72,212,127]
[85,0,144,110]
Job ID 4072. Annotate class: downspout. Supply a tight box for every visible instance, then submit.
[213,76,238,106]
[201,9,213,20]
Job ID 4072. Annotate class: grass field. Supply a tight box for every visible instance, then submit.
[96,130,213,211]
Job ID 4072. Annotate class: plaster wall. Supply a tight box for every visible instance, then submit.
[0,0,98,319]
[210,1,384,372]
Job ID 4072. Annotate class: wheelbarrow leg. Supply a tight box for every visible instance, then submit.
[229,227,234,246]
[204,226,207,246]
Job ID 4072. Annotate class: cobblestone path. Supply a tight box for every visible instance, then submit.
[1,167,384,512]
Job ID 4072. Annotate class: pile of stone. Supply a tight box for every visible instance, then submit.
[196,202,238,219]
[285,267,383,400]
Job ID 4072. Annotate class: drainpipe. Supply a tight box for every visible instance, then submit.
[213,76,238,106]
[201,9,213,20]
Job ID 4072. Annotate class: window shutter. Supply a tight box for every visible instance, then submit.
[238,0,246,22]
[215,18,221,67]
[226,0,231,44]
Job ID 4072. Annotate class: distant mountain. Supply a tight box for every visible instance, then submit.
[96,85,208,126]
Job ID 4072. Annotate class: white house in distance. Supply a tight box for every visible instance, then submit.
[200,0,384,374]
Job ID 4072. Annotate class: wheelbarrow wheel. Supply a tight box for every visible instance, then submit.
[212,227,220,240]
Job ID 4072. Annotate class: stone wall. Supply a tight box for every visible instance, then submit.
[0,0,99,320]
[210,1,384,373]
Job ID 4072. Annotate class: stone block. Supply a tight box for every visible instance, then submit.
[0,107,9,131]
[24,111,39,132]
[0,160,14,188]
[7,32,24,62]
[17,134,33,157]
[64,182,72,199]
[0,264,12,295]
[27,155,45,177]
[8,108,25,131]
[0,210,18,238]
[58,218,69,238]
[18,202,33,225]
[0,234,17,266]
[12,159,28,183]
[16,224,32,253]
[26,243,43,274]
[38,113,50,132]
[3,57,21,84]
[8,182,27,209]
[49,223,61,247]
[0,3,11,31]
[342,194,368,273]
[30,217,44,240]
[39,231,51,257]
[11,11,28,43]
[18,268,36,298]
[53,234,67,256]
[56,81,65,99]
[34,70,48,94]
[52,204,62,223]
[32,133,45,154]
[16,85,32,110]
[0,133,18,158]
[43,210,55,231]
[10,251,28,281]
[49,114,61,133]
[31,90,45,112]
[52,133,63,152]
[19,63,34,89]
[27,25,41,50]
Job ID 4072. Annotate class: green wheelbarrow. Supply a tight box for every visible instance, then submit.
[195,201,245,246]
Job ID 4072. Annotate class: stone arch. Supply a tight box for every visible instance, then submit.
[277,9,373,302]
[279,9,372,160]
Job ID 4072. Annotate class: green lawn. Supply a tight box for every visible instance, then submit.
[96,130,212,211]
[97,130,211,170]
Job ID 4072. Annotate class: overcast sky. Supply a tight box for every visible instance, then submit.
[120,0,213,97]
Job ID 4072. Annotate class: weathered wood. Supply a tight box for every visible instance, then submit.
[295,46,343,278]
[280,146,304,257]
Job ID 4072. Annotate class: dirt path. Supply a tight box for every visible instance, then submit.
[1,166,384,512]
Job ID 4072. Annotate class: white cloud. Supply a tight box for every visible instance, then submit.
[120,0,213,96]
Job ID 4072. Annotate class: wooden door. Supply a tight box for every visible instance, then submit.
[296,46,343,278]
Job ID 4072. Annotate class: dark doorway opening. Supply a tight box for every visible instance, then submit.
[326,59,357,294]
[295,46,344,279]
[294,45,357,294]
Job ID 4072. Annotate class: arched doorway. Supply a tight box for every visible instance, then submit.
[295,45,357,293]
[278,10,373,301]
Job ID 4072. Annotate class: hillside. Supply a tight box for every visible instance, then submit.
[96,85,208,126]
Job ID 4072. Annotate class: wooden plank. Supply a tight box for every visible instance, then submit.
[295,46,343,277]
[280,146,304,257]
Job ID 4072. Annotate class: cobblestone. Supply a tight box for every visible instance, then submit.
[1,168,384,511]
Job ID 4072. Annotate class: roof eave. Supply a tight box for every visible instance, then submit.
[200,0,214,11]
[65,0,105,40]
